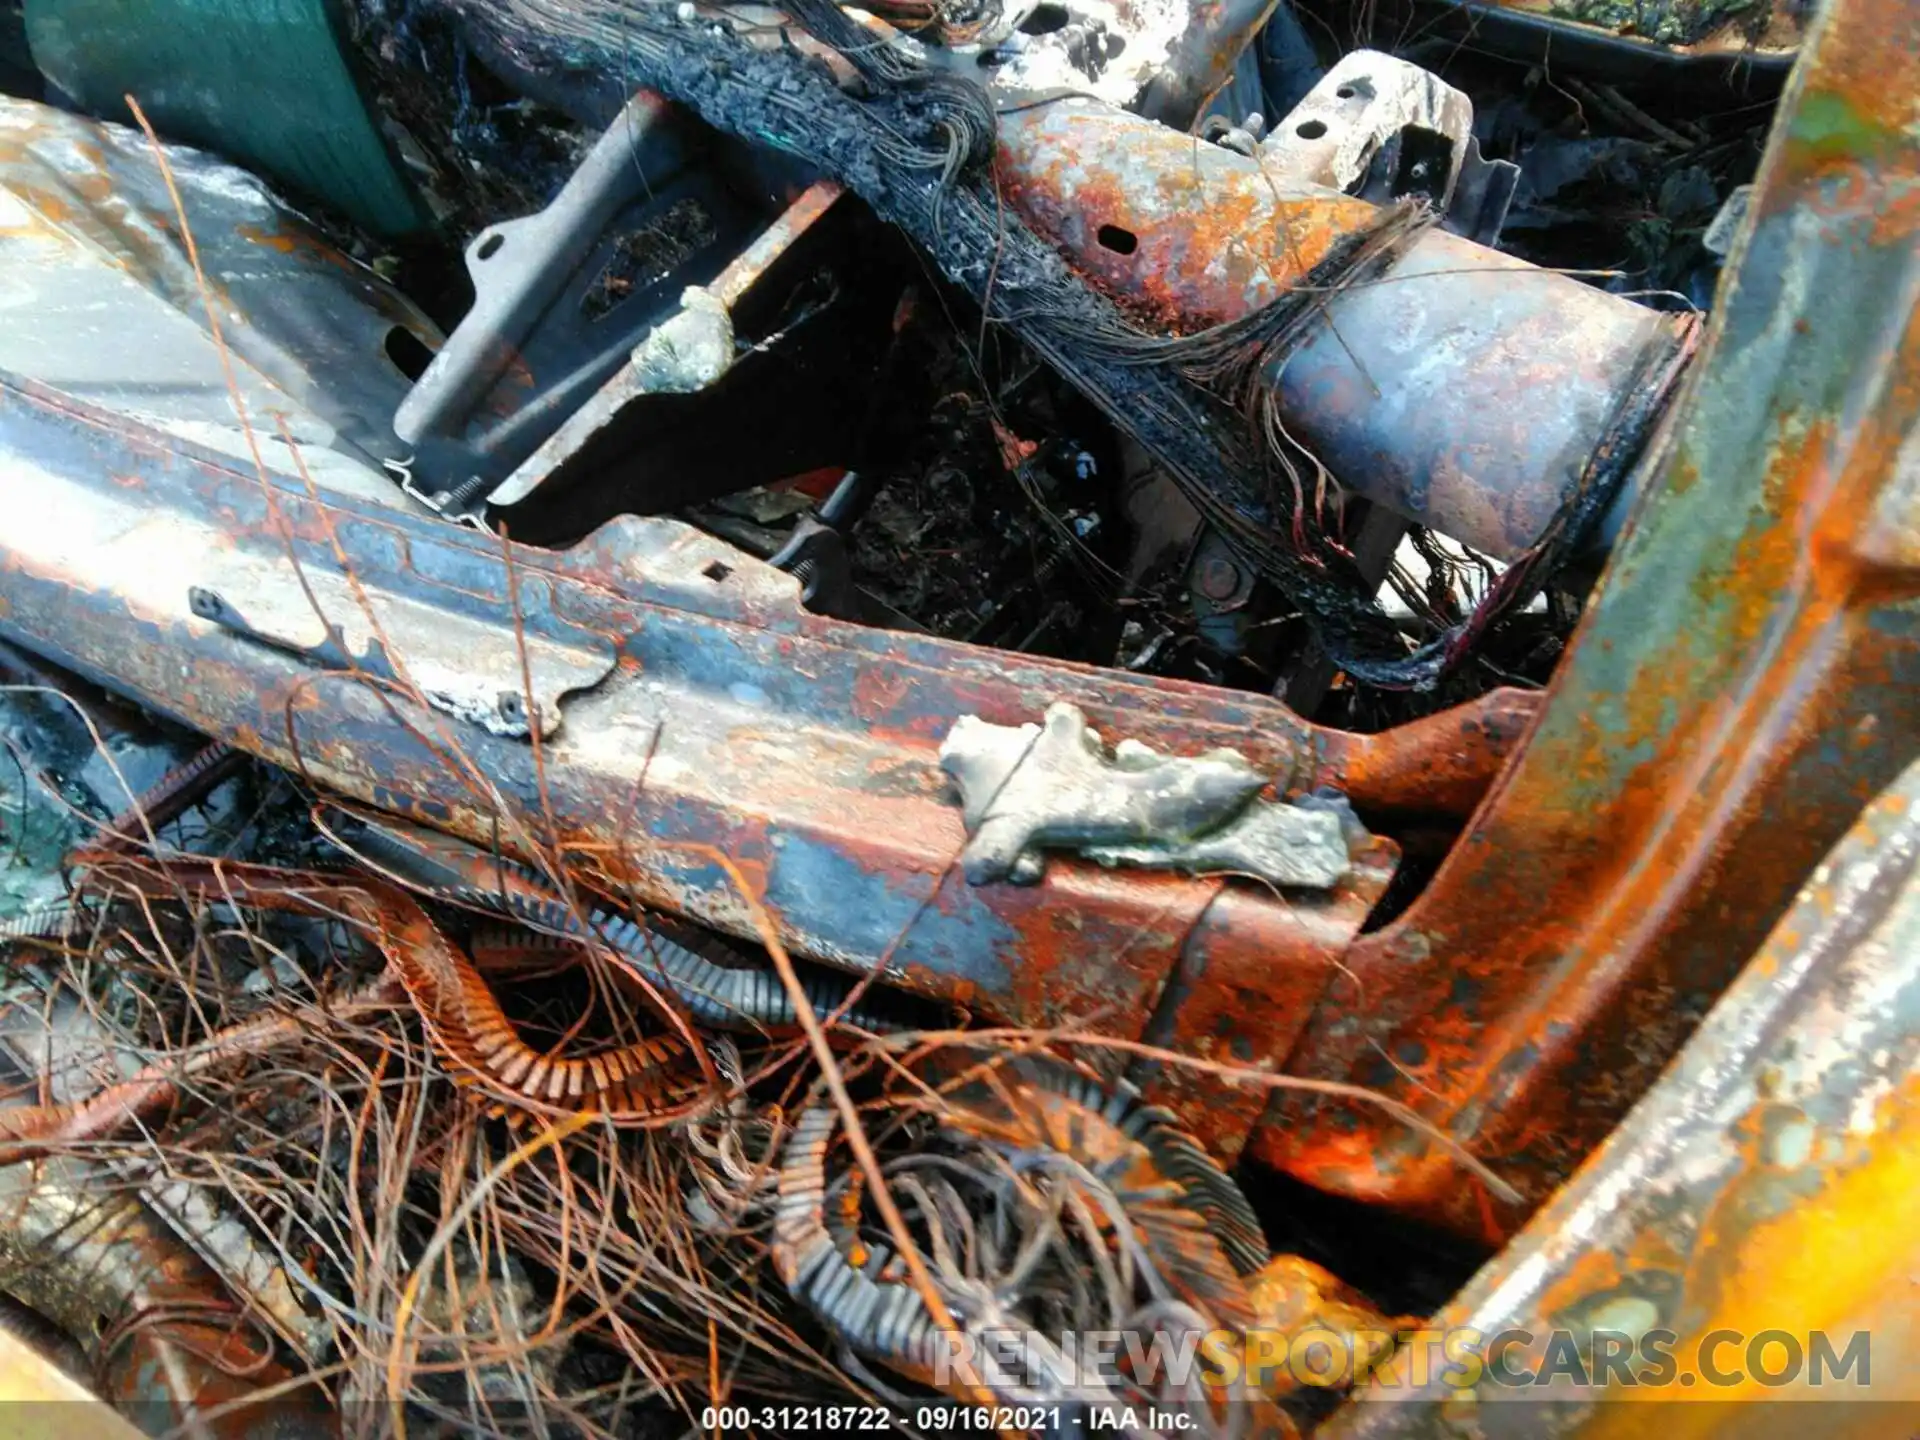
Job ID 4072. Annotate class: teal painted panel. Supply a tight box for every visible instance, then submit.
[25,0,429,237]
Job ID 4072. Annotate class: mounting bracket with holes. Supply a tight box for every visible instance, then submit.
[391,91,758,521]
[1255,49,1516,240]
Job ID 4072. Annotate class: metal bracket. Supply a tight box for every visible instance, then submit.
[392,90,757,519]
[188,586,555,739]
[1260,50,1518,241]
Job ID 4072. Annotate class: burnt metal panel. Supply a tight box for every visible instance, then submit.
[1255,0,1920,1233]
[1327,754,1920,1430]
[0,370,1540,1158]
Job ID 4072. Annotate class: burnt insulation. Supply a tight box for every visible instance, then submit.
[425,0,1627,688]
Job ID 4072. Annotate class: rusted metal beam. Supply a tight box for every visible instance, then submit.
[994,98,1690,560]
[1253,0,1920,1233]
[1327,754,1920,1431]
[0,98,1533,1161]
[1135,0,1281,130]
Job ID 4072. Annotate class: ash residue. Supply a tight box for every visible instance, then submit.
[342,0,592,240]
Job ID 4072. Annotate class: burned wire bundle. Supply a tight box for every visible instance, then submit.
[428,0,1582,688]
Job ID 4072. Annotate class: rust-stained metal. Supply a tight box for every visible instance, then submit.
[0,994,335,1437]
[1141,847,1399,1155]
[0,93,1549,1161]
[6,0,1894,1264]
[993,98,1691,559]
[0,1324,143,1435]
[994,103,1382,335]
[0,986,332,1359]
[1275,228,1693,561]
[0,103,612,740]
[1135,0,1280,130]
[1307,692,1541,821]
[0,360,1547,1158]
[0,1156,334,1437]
[1327,754,1920,1432]
[8,1,1917,1431]
[1256,0,1920,1234]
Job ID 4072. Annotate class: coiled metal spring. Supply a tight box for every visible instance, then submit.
[774,1106,950,1375]
[1012,1061,1269,1276]
[774,1062,1273,1376]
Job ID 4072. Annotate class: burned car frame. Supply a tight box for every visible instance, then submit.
[0,0,1913,1429]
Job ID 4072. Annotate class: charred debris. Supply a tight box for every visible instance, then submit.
[0,0,1784,1433]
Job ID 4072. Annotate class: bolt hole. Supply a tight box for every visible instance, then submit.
[703,560,733,582]
[384,326,436,381]
[1019,2,1070,33]
[1296,119,1328,140]
[1336,85,1357,99]
[1096,223,1138,255]
[476,233,504,260]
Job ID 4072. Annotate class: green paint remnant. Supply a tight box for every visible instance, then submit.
[1790,91,1893,164]
[1550,0,1763,45]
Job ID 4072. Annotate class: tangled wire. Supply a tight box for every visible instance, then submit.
[423,0,1668,689]
[0,739,1363,1436]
